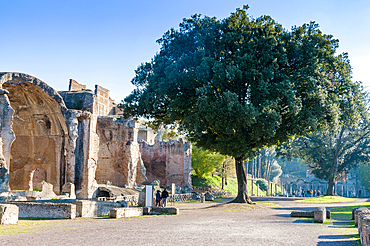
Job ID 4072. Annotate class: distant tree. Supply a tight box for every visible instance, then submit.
[192,146,225,177]
[256,179,268,191]
[278,121,370,195]
[122,6,362,203]
[259,148,277,181]
[359,163,370,190]
[276,158,307,178]
[219,156,235,189]
[269,161,283,181]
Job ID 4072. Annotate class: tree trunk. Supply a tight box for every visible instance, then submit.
[233,157,252,203]
[326,176,336,196]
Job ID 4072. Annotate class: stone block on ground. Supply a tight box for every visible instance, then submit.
[204,192,214,201]
[314,207,326,223]
[358,214,370,245]
[143,207,151,215]
[150,206,179,215]
[366,225,370,246]
[74,200,120,217]
[39,181,57,199]
[0,204,18,225]
[11,202,75,219]
[353,207,360,220]
[291,211,314,218]
[109,207,143,219]
[358,211,370,234]
[75,200,98,217]
[355,207,369,227]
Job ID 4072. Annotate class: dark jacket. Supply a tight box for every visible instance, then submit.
[161,190,169,198]
[156,192,161,201]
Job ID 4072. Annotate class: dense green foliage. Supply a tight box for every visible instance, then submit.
[122,6,361,202]
[192,146,225,177]
[331,203,370,220]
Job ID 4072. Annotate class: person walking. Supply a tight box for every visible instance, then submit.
[161,188,169,207]
[155,190,161,207]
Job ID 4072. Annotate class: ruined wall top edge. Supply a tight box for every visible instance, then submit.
[97,116,139,127]
[0,72,68,111]
[139,138,192,148]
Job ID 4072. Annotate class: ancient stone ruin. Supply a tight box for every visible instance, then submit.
[0,72,192,199]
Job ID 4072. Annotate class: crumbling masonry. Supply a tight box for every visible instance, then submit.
[0,72,192,198]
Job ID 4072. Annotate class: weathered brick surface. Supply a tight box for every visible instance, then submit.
[140,140,192,187]
[96,117,147,188]
[9,202,76,219]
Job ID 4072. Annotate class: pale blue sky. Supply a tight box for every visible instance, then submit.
[1,0,369,102]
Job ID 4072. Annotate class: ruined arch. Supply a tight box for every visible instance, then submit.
[0,72,68,194]
[30,168,47,191]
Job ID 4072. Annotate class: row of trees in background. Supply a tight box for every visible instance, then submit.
[245,148,282,182]
[192,145,284,189]
[277,120,370,195]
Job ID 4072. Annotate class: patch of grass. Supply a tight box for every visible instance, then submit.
[256,202,282,207]
[323,204,367,245]
[295,196,355,203]
[330,203,370,220]
[0,220,59,235]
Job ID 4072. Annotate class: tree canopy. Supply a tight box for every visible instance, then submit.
[122,6,363,203]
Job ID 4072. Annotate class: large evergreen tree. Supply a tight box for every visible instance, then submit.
[122,6,362,203]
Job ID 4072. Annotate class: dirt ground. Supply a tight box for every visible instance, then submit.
[0,196,365,246]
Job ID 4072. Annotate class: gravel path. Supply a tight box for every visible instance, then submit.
[0,197,365,246]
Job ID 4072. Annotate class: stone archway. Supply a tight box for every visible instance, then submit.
[0,72,69,194]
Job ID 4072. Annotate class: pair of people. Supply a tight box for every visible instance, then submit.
[155,188,169,207]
